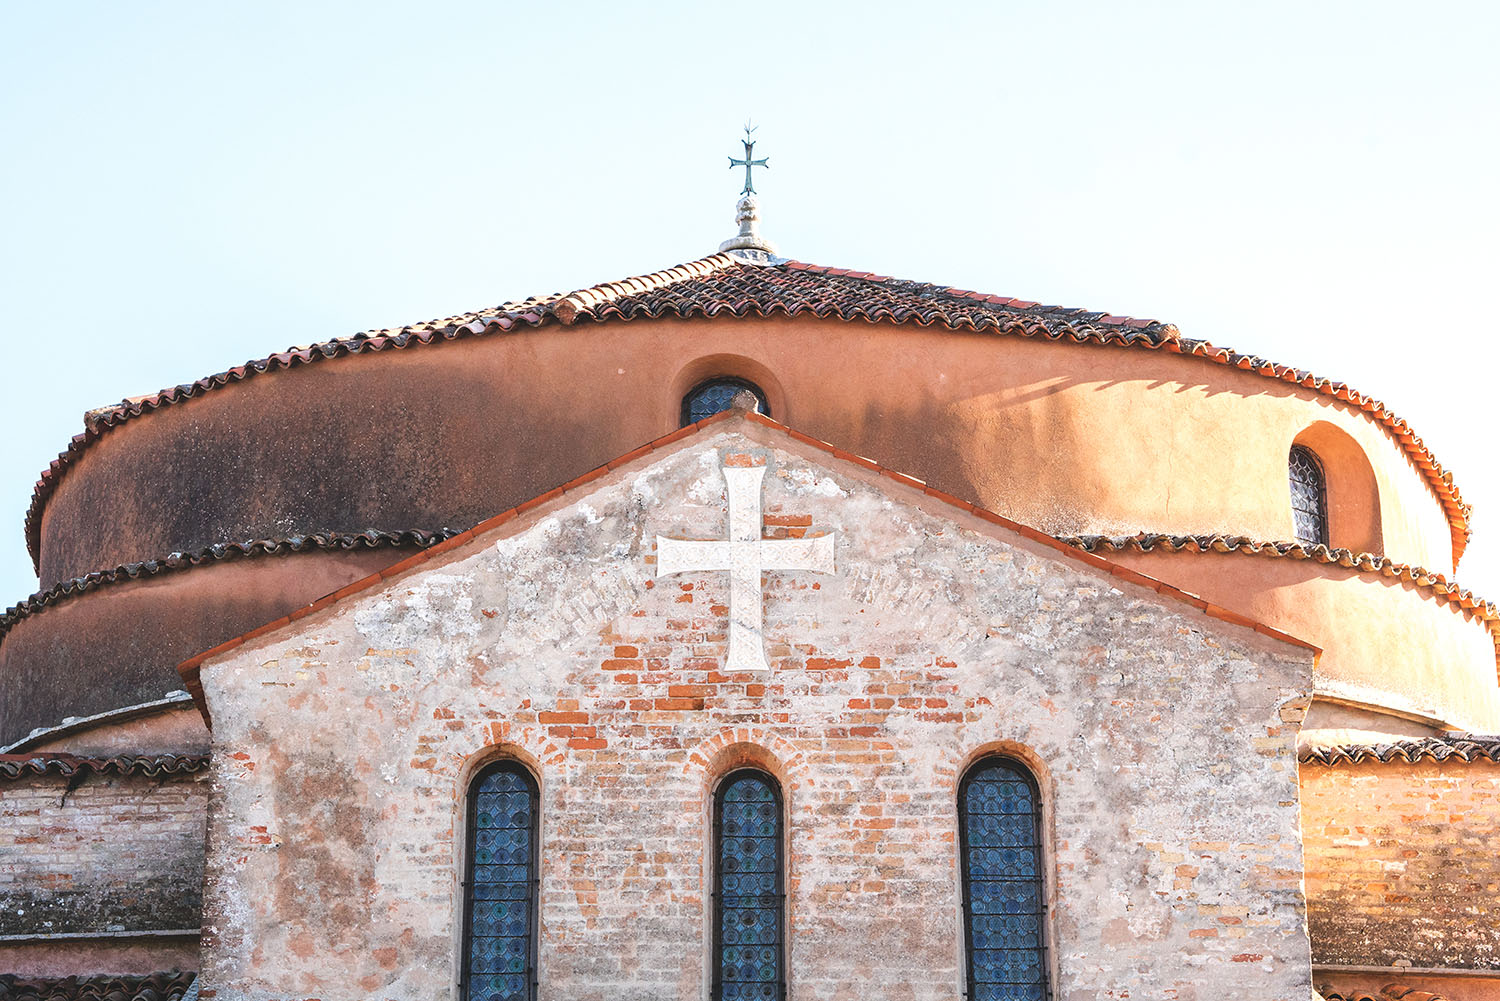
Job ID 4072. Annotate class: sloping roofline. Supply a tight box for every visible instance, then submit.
[22,254,1473,575]
[175,407,1320,725]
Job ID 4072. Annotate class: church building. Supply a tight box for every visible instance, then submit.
[1,136,1497,1001]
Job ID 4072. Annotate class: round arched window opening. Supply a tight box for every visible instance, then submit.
[1288,445,1329,547]
[682,378,770,427]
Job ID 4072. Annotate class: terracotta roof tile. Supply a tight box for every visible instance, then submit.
[1061,533,1499,661]
[25,255,1466,572]
[0,752,208,781]
[1320,987,1455,1001]
[0,973,195,1001]
[0,529,458,646]
[1301,734,1500,767]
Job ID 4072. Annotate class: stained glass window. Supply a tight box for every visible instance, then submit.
[683,379,769,426]
[463,762,539,1001]
[959,757,1048,1001]
[1289,446,1328,546]
[714,769,784,1001]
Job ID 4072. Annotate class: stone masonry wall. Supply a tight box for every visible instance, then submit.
[0,769,207,936]
[196,423,1315,1001]
[1302,758,1500,970]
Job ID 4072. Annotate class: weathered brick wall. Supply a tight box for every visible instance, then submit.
[197,424,1315,1001]
[0,769,207,936]
[1302,758,1500,969]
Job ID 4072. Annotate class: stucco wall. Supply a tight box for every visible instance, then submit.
[195,422,1315,1001]
[1302,758,1500,971]
[35,316,1458,588]
[0,547,414,746]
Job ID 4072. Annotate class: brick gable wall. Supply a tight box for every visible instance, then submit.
[195,429,1314,1000]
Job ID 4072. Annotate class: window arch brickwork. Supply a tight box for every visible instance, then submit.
[463,760,540,1001]
[959,755,1049,1001]
[713,768,786,1001]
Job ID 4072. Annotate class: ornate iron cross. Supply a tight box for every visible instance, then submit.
[656,460,834,672]
[728,124,770,195]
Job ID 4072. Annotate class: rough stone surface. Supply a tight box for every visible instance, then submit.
[1302,757,1500,969]
[0,768,207,937]
[196,424,1315,1000]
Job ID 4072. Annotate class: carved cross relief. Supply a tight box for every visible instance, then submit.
[655,459,835,671]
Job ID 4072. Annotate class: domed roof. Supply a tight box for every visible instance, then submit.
[20,252,1471,572]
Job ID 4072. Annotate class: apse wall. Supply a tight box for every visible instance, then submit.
[30,315,1461,584]
[3,311,1489,744]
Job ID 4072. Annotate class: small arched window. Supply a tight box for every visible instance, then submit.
[959,756,1048,1001]
[463,761,540,1001]
[1288,445,1329,547]
[683,378,769,427]
[713,768,785,1001]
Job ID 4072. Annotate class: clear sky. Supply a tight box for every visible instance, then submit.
[1,1,1496,609]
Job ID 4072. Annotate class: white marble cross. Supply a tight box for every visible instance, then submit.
[656,461,835,672]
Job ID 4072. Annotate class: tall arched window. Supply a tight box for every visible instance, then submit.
[683,378,769,426]
[713,768,785,1001]
[959,756,1048,1001]
[463,761,540,1001]
[1288,445,1329,547]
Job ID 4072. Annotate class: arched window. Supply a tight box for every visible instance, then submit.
[713,768,785,1001]
[959,756,1048,1001]
[1288,445,1329,547]
[463,761,540,1001]
[683,378,770,426]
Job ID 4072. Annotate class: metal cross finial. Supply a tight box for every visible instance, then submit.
[728,123,769,195]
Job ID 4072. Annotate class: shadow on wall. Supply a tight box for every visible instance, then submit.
[844,395,986,515]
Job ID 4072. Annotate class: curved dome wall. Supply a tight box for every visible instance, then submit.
[0,548,413,745]
[1073,541,1500,734]
[3,263,1489,744]
[33,316,1459,586]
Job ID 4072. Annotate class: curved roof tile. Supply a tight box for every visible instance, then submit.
[0,973,196,1001]
[1320,987,1454,1001]
[0,752,208,781]
[0,528,459,646]
[1302,734,1500,767]
[19,255,1470,573]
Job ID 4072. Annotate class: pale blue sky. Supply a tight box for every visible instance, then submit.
[2,2,1497,607]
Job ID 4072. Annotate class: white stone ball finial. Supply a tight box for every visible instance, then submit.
[719,193,777,255]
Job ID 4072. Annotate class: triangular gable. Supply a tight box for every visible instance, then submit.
[177,409,1316,724]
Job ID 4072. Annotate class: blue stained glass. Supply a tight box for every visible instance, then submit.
[465,765,537,1001]
[684,379,769,425]
[961,758,1048,999]
[715,771,783,1001]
